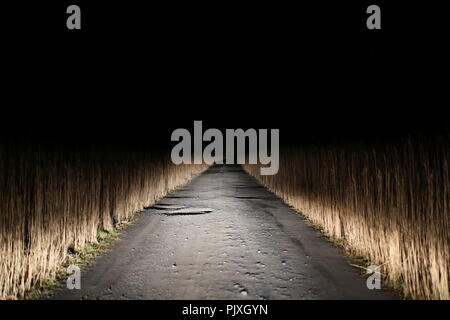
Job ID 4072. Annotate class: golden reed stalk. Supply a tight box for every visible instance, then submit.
[245,134,450,300]
[0,144,207,299]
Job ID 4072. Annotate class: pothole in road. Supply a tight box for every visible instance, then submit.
[165,196,199,199]
[151,204,213,215]
[233,196,271,200]
[152,204,187,210]
[232,185,265,189]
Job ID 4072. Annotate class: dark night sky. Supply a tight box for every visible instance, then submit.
[1,3,449,147]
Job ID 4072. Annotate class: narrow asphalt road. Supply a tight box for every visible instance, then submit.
[47,165,394,300]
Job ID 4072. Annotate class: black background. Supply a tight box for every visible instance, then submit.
[1,299,449,318]
[2,2,449,147]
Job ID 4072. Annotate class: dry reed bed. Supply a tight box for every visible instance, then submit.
[245,135,450,300]
[0,144,207,299]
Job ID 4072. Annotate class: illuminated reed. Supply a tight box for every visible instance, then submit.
[245,134,450,300]
[0,144,207,299]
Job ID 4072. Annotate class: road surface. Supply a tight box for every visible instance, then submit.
[46,165,394,300]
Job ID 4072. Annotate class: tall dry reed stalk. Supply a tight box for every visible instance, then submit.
[245,134,450,300]
[0,144,207,299]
